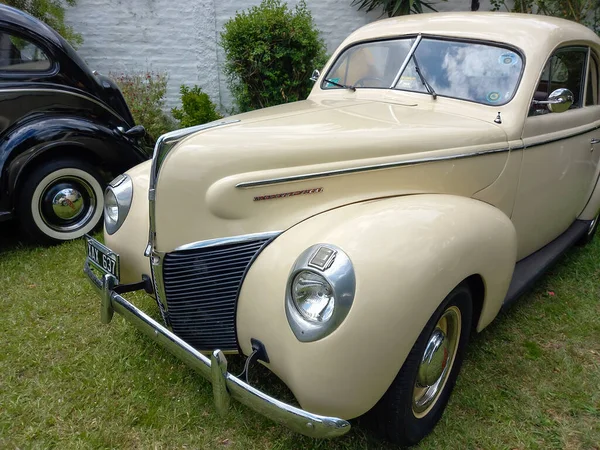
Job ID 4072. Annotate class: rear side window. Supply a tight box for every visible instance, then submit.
[0,31,51,72]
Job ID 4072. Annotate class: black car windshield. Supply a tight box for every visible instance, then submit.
[323,36,523,106]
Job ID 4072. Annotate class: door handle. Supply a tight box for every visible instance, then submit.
[592,138,600,145]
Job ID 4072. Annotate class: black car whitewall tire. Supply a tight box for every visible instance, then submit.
[18,159,104,244]
[367,282,472,446]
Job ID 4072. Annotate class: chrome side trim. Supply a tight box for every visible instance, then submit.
[83,262,351,439]
[523,124,600,149]
[236,124,600,189]
[236,146,511,189]
[174,231,283,252]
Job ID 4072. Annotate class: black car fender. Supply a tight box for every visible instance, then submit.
[0,115,149,208]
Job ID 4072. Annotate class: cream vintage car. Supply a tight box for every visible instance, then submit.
[84,12,600,446]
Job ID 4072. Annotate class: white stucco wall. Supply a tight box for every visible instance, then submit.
[65,0,504,111]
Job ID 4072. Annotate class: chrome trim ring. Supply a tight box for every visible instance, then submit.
[286,244,356,342]
[413,305,461,417]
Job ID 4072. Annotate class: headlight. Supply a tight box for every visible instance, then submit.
[104,174,133,235]
[286,244,355,342]
[291,270,335,322]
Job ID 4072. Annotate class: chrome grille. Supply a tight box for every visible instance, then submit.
[162,237,272,351]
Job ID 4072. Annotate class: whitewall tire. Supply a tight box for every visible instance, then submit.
[18,159,104,244]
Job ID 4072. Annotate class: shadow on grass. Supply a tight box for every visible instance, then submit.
[0,220,32,253]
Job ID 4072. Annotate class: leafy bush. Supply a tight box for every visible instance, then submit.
[171,85,222,128]
[111,71,177,141]
[491,0,600,35]
[220,0,327,112]
[1,0,82,46]
[351,0,443,16]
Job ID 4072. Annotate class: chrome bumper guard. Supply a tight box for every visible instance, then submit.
[84,261,351,438]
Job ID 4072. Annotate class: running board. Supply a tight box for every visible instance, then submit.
[503,220,591,308]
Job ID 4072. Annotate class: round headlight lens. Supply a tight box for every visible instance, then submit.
[291,270,335,323]
[104,188,119,224]
[104,174,133,235]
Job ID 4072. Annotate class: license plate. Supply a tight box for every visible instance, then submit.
[86,235,120,282]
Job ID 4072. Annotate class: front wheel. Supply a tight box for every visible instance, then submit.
[17,158,105,244]
[367,283,473,446]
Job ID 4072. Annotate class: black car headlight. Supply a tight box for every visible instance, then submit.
[104,174,133,235]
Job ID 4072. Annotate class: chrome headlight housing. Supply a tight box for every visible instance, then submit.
[104,174,133,235]
[286,244,356,342]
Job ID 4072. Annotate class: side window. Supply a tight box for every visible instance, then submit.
[586,54,599,106]
[531,47,587,116]
[0,30,51,72]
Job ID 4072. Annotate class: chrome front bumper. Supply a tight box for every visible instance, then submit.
[84,261,351,439]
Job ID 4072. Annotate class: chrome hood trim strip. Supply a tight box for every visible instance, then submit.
[236,146,511,189]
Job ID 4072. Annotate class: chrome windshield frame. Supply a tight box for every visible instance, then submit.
[390,34,422,88]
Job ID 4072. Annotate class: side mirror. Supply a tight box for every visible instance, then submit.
[532,88,574,113]
[310,69,320,82]
[124,125,146,139]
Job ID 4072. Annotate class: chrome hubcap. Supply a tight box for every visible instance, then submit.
[413,306,461,416]
[39,176,96,232]
[51,188,84,220]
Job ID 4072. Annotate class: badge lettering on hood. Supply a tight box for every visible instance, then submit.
[254,188,323,202]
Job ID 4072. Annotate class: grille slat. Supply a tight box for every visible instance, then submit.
[162,237,271,351]
[163,265,250,279]
[163,251,264,267]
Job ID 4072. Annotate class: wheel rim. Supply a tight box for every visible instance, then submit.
[412,305,461,417]
[38,175,97,232]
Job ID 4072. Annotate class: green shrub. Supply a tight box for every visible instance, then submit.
[1,0,82,46]
[220,0,327,112]
[491,0,600,35]
[171,85,222,128]
[351,0,443,16]
[111,71,177,141]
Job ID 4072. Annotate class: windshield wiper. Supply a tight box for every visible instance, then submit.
[412,55,437,100]
[324,78,356,92]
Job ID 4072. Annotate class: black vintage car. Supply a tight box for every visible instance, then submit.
[0,5,149,243]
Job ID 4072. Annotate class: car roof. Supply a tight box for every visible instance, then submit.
[344,12,600,57]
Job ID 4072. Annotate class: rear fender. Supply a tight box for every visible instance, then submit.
[236,194,517,419]
[579,172,600,220]
[0,116,147,206]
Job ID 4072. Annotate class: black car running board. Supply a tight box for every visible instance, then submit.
[503,219,591,308]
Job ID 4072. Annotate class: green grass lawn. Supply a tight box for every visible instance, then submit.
[1,221,599,449]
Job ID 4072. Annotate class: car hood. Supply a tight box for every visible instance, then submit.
[152,98,509,252]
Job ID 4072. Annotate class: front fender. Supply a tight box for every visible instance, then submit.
[236,194,517,419]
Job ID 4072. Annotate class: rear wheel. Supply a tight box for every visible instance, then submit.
[17,159,104,244]
[367,283,472,446]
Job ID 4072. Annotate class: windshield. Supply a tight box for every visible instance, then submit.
[323,37,524,106]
